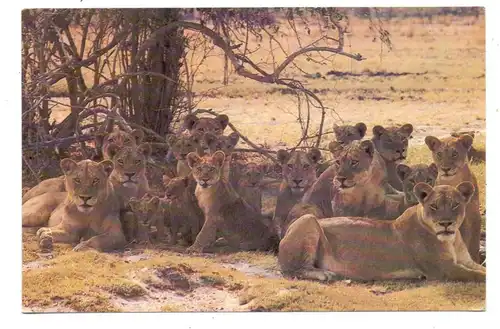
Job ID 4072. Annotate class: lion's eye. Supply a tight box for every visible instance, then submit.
[197,128,204,132]
[436,152,442,159]
[287,164,294,170]
[124,138,130,144]
[351,160,359,167]
[107,138,114,143]
[303,164,310,170]
[92,178,100,185]
[452,203,460,210]
[429,204,438,211]
[135,160,142,165]
[118,159,124,165]
[74,178,81,184]
[452,150,458,158]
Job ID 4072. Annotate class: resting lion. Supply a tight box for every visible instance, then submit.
[278,182,485,282]
[185,151,279,253]
[21,128,144,204]
[272,148,321,238]
[425,134,482,263]
[371,123,414,191]
[22,159,125,252]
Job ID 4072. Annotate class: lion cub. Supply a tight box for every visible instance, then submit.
[186,151,278,253]
[166,133,204,177]
[203,131,240,186]
[279,182,485,282]
[128,195,161,243]
[396,163,438,210]
[333,122,367,145]
[22,159,126,252]
[235,162,268,213]
[425,134,482,263]
[272,148,321,237]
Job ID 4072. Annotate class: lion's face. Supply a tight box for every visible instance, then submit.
[397,163,438,205]
[277,149,321,194]
[239,162,268,187]
[333,122,367,145]
[329,140,375,190]
[166,134,202,160]
[60,159,114,214]
[162,175,190,200]
[425,135,472,178]
[187,151,226,189]
[183,114,229,136]
[203,132,239,155]
[102,128,144,160]
[129,195,160,226]
[372,124,413,163]
[414,182,475,242]
[108,143,151,187]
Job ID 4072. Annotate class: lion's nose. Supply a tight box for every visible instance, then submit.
[79,196,92,203]
[125,172,135,179]
[336,176,346,184]
[292,179,303,186]
[441,167,451,174]
[439,221,453,228]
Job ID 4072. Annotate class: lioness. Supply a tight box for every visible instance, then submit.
[22,159,125,252]
[371,123,414,191]
[333,122,367,145]
[425,134,482,263]
[235,162,268,213]
[22,128,144,204]
[450,131,486,164]
[272,148,321,238]
[278,182,485,282]
[166,133,204,177]
[186,151,278,253]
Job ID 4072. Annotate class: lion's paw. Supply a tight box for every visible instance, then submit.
[72,241,91,252]
[36,228,53,252]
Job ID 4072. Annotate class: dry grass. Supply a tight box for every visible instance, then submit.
[23,15,486,312]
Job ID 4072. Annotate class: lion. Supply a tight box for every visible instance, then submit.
[450,131,486,164]
[371,123,414,191]
[396,163,438,210]
[272,148,322,238]
[301,140,403,222]
[235,162,268,213]
[166,133,204,177]
[165,113,230,163]
[155,174,205,245]
[185,151,279,253]
[278,182,485,282]
[21,128,145,205]
[127,195,161,243]
[425,134,482,263]
[333,122,367,145]
[22,159,126,252]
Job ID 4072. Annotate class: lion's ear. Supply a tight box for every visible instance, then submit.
[228,132,240,147]
[396,164,412,183]
[203,132,217,148]
[99,160,114,177]
[186,152,202,169]
[184,114,199,131]
[355,122,367,138]
[424,136,441,152]
[166,134,177,147]
[307,148,322,164]
[372,125,386,139]
[333,123,341,134]
[428,163,438,179]
[360,140,375,158]
[456,182,475,205]
[413,182,434,204]
[458,134,473,151]
[212,151,226,168]
[60,158,78,175]
[399,123,414,137]
[328,141,343,157]
[277,149,290,165]
[130,129,144,144]
[215,114,229,131]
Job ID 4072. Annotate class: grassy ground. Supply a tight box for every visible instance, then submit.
[23,14,486,312]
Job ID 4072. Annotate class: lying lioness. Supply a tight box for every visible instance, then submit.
[278,182,485,282]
